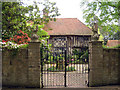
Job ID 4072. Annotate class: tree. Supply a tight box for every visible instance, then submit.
[112,31,120,40]
[80,0,120,44]
[2,0,60,41]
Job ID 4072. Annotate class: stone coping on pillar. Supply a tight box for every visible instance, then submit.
[28,41,41,43]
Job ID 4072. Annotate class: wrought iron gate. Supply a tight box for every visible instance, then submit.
[40,36,89,88]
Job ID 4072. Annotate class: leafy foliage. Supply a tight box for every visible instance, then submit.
[72,49,89,63]
[2,0,60,41]
[80,0,120,43]
[112,31,120,40]
[37,25,49,41]
[47,66,76,72]
[42,48,89,64]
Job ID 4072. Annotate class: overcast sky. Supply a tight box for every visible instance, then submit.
[23,0,87,23]
[49,0,85,23]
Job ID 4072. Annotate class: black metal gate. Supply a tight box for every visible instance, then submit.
[40,36,89,88]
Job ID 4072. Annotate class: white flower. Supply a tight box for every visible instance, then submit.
[1,41,28,49]
[2,42,6,45]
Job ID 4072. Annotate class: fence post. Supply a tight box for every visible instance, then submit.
[28,26,41,88]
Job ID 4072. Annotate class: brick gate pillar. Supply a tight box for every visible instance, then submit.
[28,27,41,88]
[89,41,103,86]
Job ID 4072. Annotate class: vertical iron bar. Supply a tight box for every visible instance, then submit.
[40,45,44,88]
[64,49,67,87]
[46,49,48,87]
[48,49,52,86]
[82,49,83,74]
[46,48,48,87]
[88,48,90,87]
[79,49,80,74]
[58,51,60,86]
[62,48,63,71]
[54,52,55,86]
[85,49,87,85]
[74,48,75,71]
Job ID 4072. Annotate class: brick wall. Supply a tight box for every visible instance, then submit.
[2,40,120,87]
[103,48,120,85]
[89,41,120,87]
[2,42,41,88]
[2,48,29,87]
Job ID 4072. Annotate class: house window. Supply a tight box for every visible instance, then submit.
[53,37,67,47]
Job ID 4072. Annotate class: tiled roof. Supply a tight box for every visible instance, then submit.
[44,18,92,35]
[107,40,120,47]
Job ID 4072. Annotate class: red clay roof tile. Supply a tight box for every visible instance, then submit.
[43,18,92,35]
[107,40,120,47]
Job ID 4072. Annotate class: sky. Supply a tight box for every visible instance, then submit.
[49,0,85,23]
[23,0,120,26]
[23,0,87,24]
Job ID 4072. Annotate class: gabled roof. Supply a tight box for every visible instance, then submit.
[107,40,120,47]
[44,18,92,35]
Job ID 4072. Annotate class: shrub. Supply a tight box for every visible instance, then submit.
[12,30,31,44]
[47,66,76,72]
[47,66,59,72]
[1,30,30,49]
[66,66,76,71]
